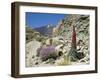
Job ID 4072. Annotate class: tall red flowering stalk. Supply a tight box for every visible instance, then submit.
[68,25,77,61]
[71,25,76,49]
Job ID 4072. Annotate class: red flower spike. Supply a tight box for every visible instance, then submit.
[71,25,76,49]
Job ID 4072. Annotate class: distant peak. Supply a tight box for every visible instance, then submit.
[47,25,50,28]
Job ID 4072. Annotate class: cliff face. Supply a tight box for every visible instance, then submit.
[53,14,89,42]
[53,14,89,63]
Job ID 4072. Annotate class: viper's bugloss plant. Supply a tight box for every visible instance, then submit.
[68,25,77,61]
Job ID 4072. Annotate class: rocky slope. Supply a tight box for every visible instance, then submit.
[53,14,89,63]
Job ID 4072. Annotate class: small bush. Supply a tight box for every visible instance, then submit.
[39,45,58,61]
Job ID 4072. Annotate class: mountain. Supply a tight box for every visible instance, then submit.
[53,14,89,62]
[34,24,55,37]
[53,14,89,38]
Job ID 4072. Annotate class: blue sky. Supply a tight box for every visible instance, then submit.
[26,12,66,28]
